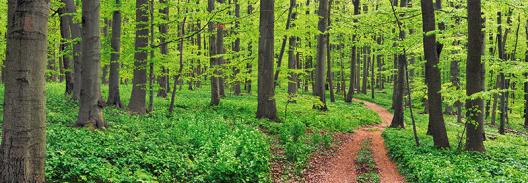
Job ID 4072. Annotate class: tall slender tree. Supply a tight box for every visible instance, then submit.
[314,0,329,110]
[129,0,149,114]
[233,0,242,95]
[148,0,155,112]
[0,0,49,181]
[390,0,407,128]
[63,0,82,100]
[107,0,123,108]
[465,0,485,152]
[345,0,360,103]
[217,0,226,97]
[158,0,170,98]
[524,20,528,129]
[256,0,278,120]
[59,7,74,96]
[209,0,221,105]
[288,0,298,97]
[421,0,450,148]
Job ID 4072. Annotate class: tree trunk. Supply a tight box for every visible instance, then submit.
[107,0,123,108]
[273,0,297,86]
[421,0,450,148]
[148,0,155,112]
[256,0,278,120]
[129,0,149,114]
[157,0,169,98]
[497,12,508,135]
[390,0,407,128]
[465,0,485,152]
[0,0,48,181]
[524,20,528,129]
[287,0,298,97]
[362,47,368,94]
[314,0,329,111]
[63,0,82,100]
[233,0,242,95]
[216,0,226,98]
[77,0,106,128]
[59,7,74,96]
[209,0,221,105]
[169,18,187,113]
[245,2,254,94]
[345,0,360,103]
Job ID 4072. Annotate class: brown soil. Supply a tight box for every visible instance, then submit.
[302,99,405,183]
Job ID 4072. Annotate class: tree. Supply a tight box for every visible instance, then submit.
[314,0,329,111]
[345,0,360,103]
[525,19,528,130]
[209,0,221,105]
[158,0,170,98]
[0,0,48,181]
[107,0,123,108]
[465,0,485,152]
[129,0,149,114]
[421,0,450,148]
[233,0,242,95]
[59,6,74,96]
[390,0,407,128]
[77,0,106,128]
[288,0,298,97]
[256,0,278,120]
[63,0,82,100]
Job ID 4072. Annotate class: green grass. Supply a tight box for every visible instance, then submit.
[0,83,379,182]
[356,87,528,182]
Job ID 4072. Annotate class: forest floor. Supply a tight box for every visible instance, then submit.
[302,99,405,183]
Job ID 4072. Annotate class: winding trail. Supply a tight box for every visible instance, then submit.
[303,99,405,183]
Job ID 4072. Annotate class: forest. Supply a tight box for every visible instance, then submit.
[1,0,527,182]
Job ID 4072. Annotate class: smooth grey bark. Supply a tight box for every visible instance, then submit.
[209,0,220,105]
[327,0,335,103]
[0,0,48,181]
[288,0,298,97]
[465,0,486,152]
[63,0,82,100]
[169,18,186,113]
[256,0,278,120]
[107,0,123,108]
[390,0,408,128]
[314,0,329,111]
[345,0,360,103]
[77,0,106,128]
[217,0,226,97]
[233,0,242,95]
[59,7,74,96]
[148,0,155,112]
[421,0,450,148]
[273,0,297,86]
[157,0,169,98]
[525,20,528,129]
[245,4,254,94]
[106,0,124,108]
[129,0,149,114]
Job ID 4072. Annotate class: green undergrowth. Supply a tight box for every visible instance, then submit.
[0,83,380,182]
[355,138,380,183]
[357,88,528,182]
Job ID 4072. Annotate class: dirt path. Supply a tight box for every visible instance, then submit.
[303,99,405,183]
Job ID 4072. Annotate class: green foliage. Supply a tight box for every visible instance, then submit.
[0,83,379,182]
[355,138,380,183]
[8,84,269,182]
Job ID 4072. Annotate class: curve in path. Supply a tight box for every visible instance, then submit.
[303,99,405,183]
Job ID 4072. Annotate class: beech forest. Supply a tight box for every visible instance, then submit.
[1,0,528,182]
